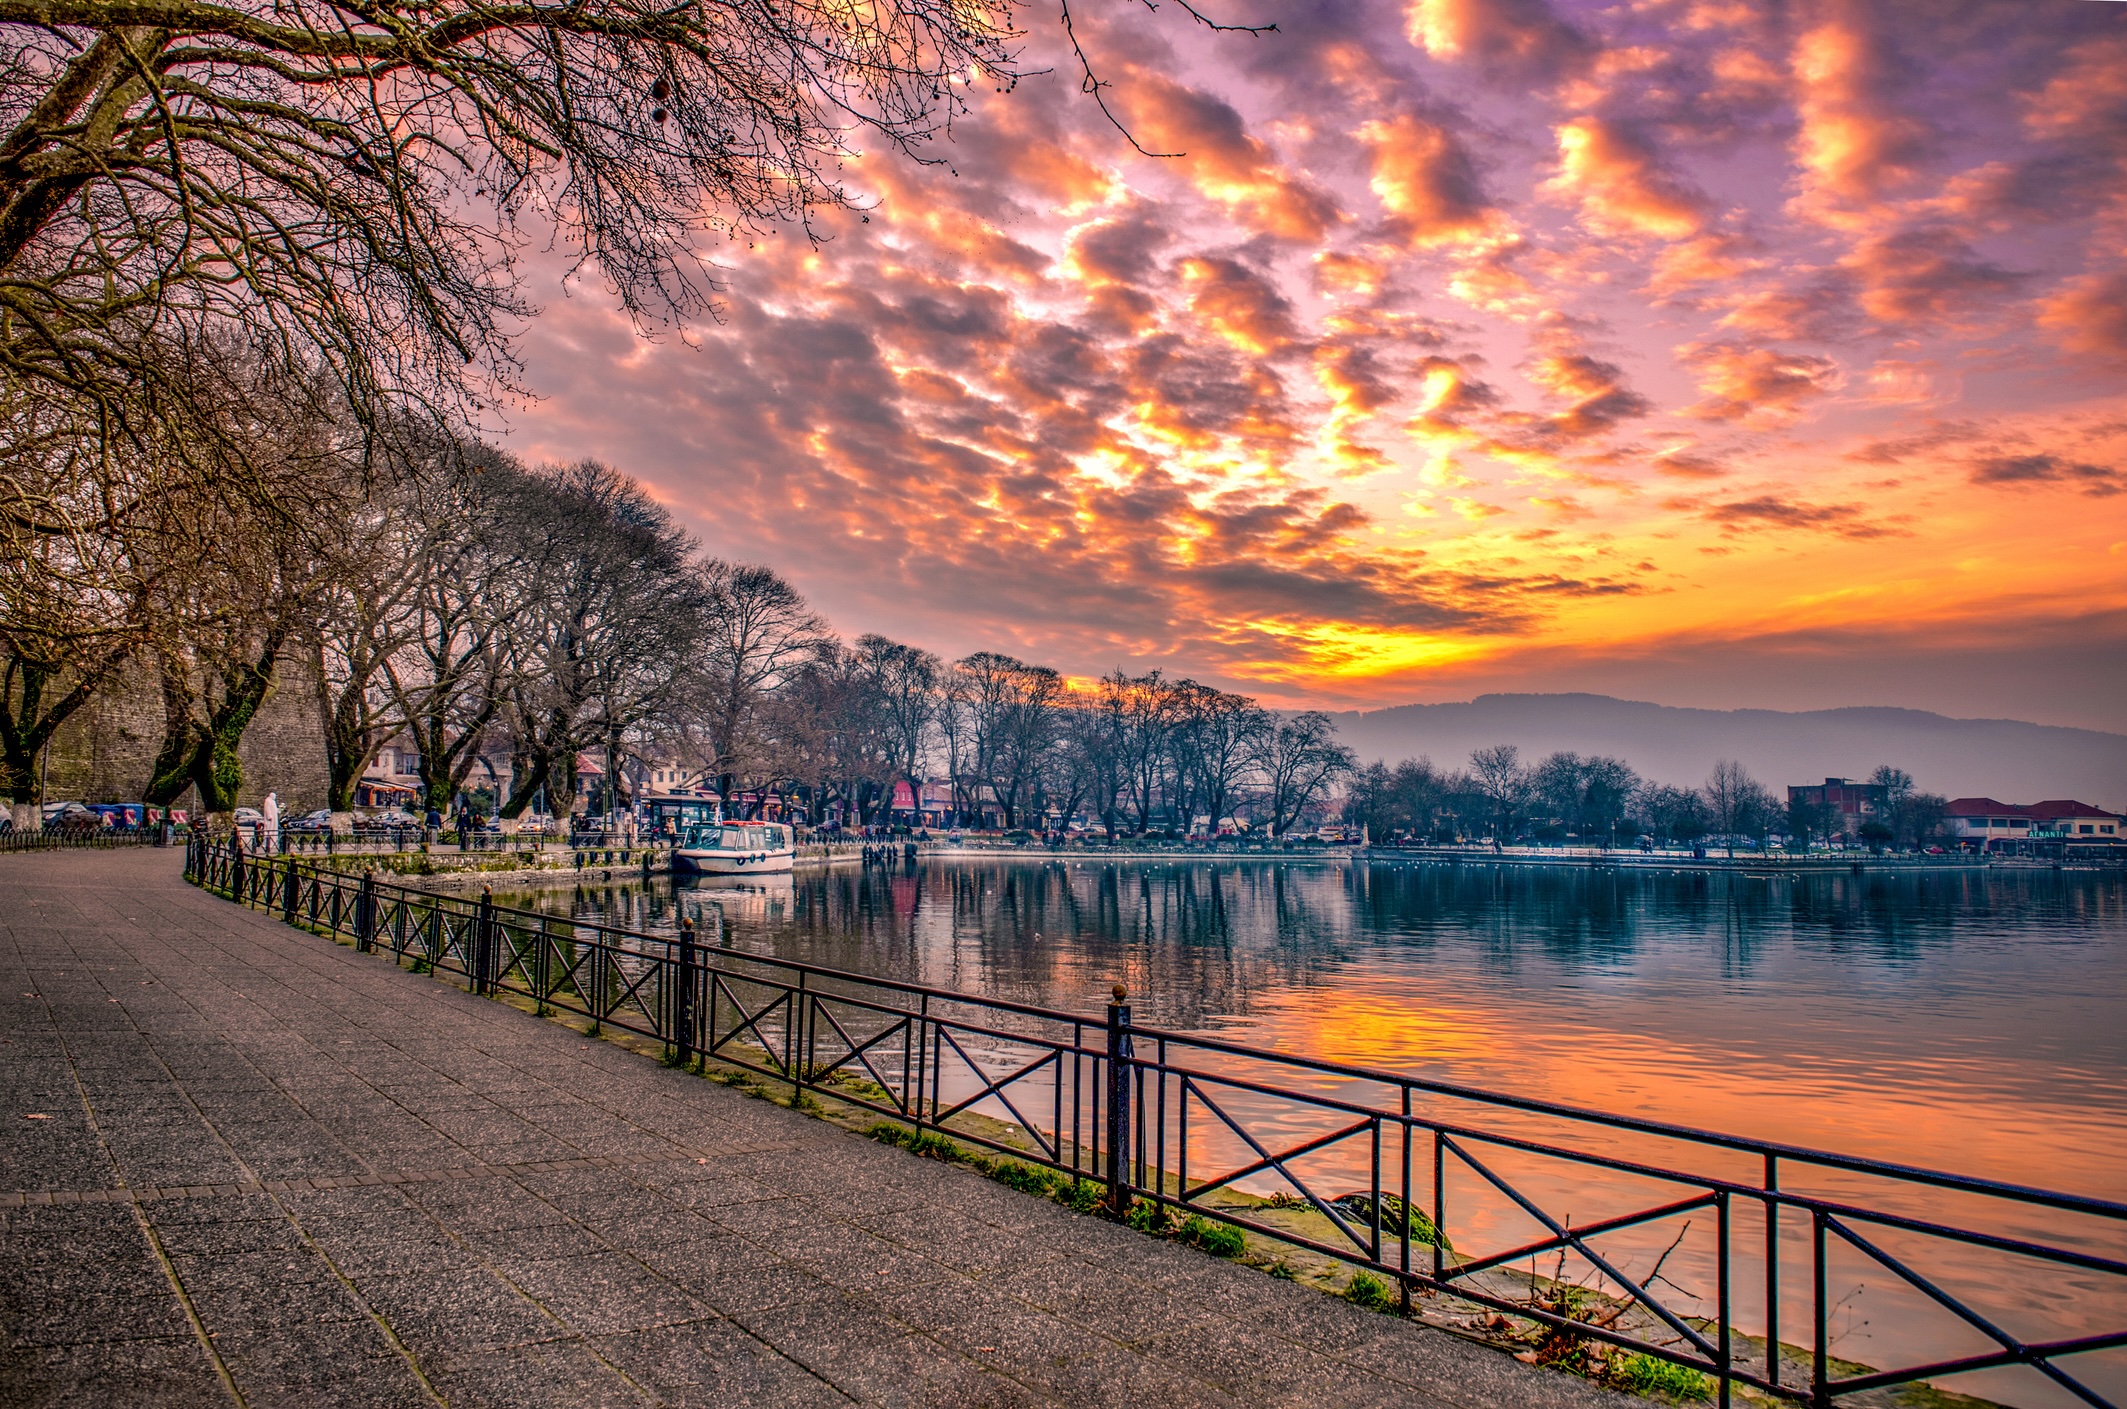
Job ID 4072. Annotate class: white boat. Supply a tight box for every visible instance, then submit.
[673,820,796,875]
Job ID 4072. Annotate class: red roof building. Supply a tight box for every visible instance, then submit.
[1943,798,2122,851]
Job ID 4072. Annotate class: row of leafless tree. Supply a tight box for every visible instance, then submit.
[1346,748,1948,850]
[5,407,1360,834]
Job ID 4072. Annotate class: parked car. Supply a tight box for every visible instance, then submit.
[46,802,102,833]
[287,810,334,833]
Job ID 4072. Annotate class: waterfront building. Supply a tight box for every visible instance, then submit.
[1943,798,2125,854]
[1786,777,1889,838]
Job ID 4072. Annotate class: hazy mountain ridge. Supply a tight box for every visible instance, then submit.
[1326,694,2127,808]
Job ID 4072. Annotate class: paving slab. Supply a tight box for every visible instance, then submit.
[1,850,1640,1407]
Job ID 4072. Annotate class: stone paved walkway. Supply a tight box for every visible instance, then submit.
[2,850,1634,1408]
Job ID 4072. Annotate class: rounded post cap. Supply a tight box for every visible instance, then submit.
[481,885,493,901]
[1111,983,1128,1002]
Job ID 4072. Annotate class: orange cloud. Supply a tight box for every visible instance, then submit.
[1789,16,1929,224]
[500,4,2127,721]
[1357,113,1500,248]
[1180,256,1302,356]
[1841,226,2020,329]
[1119,75,1343,243]
[1548,117,1710,240]
[1405,0,1591,79]
[1680,341,1842,425]
[1695,495,1904,540]
[2038,271,2127,368]
[1522,341,1651,440]
[2022,34,2127,142]
[1970,455,2121,498]
[1313,251,1388,299]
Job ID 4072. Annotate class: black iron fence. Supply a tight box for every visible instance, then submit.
[2,826,164,852]
[184,838,2125,1409]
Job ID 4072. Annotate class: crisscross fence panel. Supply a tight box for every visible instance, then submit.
[2,827,161,852]
[183,838,2125,1409]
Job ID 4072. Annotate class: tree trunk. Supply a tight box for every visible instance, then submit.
[312,641,380,812]
[499,752,550,818]
[146,630,286,811]
[2,651,128,805]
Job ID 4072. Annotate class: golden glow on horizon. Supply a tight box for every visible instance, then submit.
[1235,621,1497,680]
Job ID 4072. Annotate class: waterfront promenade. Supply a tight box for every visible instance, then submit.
[1,851,1629,1408]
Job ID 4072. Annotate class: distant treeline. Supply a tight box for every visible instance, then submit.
[1343,749,1948,848]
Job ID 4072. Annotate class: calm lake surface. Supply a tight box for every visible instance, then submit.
[504,857,2127,1405]
[527,857,2126,1199]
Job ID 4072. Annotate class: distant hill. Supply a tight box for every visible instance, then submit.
[1325,694,2127,807]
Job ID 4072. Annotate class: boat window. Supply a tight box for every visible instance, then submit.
[719,826,748,849]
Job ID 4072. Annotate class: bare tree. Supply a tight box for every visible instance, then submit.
[950,651,1061,829]
[1114,669,1177,832]
[856,633,940,827]
[1469,744,1531,848]
[1074,679,1131,839]
[1638,782,1709,848]
[1,350,339,822]
[0,0,1031,500]
[496,461,706,823]
[135,363,359,818]
[381,458,534,815]
[697,563,826,812]
[1869,765,1915,846]
[1183,685,1270,835]
[1253,712,1354,838]
[1703,759,1774,856]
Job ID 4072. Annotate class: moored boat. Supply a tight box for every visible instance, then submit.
[673,820,796,874]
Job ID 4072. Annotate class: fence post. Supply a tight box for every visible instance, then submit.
[282,858,298,923]
[675,917,697,1066]
[475,886,495,994]
[356,871,376,953]
[230,831,246,903]
[1107,983,1133,1217]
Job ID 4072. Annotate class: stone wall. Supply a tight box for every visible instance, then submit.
[41,659,332,812]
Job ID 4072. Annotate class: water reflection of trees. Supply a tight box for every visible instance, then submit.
[496,862,2122,1033]
[755,860,1367,1030]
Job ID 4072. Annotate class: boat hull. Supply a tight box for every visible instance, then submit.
[673,847,795,875]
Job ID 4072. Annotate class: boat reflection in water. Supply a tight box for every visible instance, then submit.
[672,872,795,936]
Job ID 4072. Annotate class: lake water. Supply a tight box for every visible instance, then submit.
[505,857,2127,1406]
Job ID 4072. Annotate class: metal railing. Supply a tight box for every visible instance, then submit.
[183,838,2125,1409]
[1,826,164,852]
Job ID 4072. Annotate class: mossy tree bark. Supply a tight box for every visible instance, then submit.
[145,624,288,811]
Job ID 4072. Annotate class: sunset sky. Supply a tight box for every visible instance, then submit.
[507,0,2127,732]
